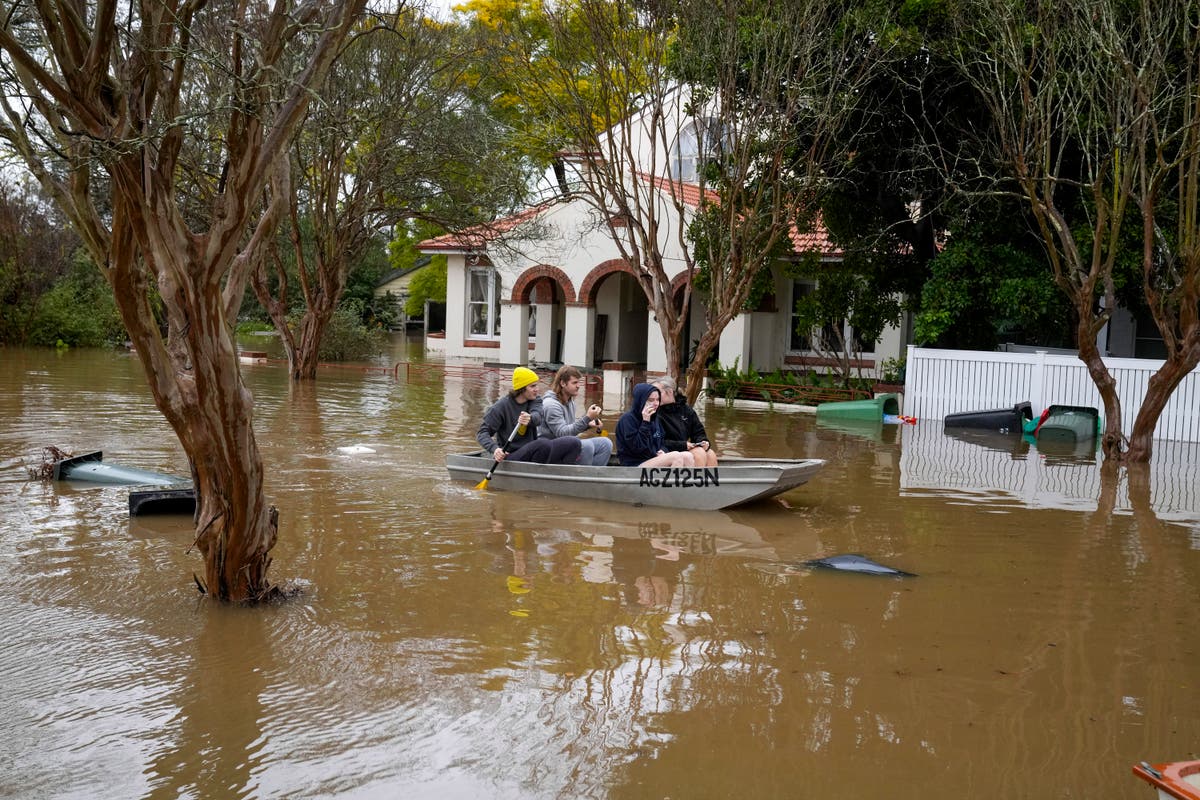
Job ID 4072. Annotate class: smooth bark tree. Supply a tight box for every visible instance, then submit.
[946,0,1200,462]
[466,0,889,403]
[466,0,695,384]
[673,0,894,400]
[253,11,525,380]
[0,0,365,601]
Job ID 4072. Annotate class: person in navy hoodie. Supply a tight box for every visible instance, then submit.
[614,383,696,467]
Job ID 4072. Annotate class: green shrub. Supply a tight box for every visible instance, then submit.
[315,302,386,361]
[880,356,906,384]
[27,254,124,347]
[236,320,275,334]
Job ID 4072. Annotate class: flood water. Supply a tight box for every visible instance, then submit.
[1,341,1198,799]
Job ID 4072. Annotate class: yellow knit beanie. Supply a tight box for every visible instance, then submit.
[512,366,539,392]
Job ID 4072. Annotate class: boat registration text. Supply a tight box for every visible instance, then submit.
[638,467,719,488]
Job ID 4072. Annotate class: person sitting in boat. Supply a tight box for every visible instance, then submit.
[537,365,613,466]
[477,367,581,465]
[614,383,696,467]
[652,376,718,467]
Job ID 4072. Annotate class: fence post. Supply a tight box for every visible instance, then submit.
[1030,350,1047,412]
[905,344,920,419]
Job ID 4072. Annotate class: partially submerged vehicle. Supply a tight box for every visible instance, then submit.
[128,486,196,516]
[446,453,825,511]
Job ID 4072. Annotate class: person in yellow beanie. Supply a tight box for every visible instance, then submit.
[476,367,582,465]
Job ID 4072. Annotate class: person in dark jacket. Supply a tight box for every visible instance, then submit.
[652,376,718,466]
[614,383,695,467]
[477,367,581,464]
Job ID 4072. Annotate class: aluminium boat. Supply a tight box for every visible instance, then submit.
[446,453,825,511]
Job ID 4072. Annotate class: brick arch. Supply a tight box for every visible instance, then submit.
[510,264,576,304]
[670,271,692,300]
[577,259,641,306]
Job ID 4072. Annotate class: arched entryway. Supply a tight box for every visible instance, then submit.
[508,265,575,364]
[578,260,649,369]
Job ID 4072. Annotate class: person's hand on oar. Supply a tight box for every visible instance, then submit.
[476,421,523,490]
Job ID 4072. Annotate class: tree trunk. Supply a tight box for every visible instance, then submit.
[684,322,725,406]
[1125,354,1199,462]
[290,303,336,381]
[114,246,277,602]
[1075,320,1125,461]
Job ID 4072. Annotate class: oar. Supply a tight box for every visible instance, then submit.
[476,422,522,490]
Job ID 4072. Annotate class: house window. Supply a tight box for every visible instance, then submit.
[790,280,875,354]
[673,117,725,183]
[467,267,502,339]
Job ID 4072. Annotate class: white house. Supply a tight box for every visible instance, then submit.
[418,89,909,379]
[373,256,435,330]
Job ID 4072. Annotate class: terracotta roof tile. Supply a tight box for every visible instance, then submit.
[420,177,843,258]
[639,173,841,258]
[417,203,555,252]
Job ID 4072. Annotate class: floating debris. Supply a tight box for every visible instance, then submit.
[27,446,73,481]
[803,554,916,577]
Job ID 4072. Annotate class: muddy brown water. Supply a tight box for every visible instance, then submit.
[1,342,1198,799]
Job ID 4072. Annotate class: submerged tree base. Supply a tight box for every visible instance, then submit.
[192,575,308,606]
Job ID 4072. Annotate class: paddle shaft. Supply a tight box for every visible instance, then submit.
[481,422,523,482]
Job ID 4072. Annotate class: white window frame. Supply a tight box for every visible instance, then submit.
[673,117,726,184]
[466,266,502,340]
[789,280,876,356]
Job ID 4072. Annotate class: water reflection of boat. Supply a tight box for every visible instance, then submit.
[1133,760,1200,799]
[446,453,825,510]
[487,493,821,562]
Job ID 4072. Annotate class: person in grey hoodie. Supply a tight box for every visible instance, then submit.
[477,367,581,464]
[537,365,613,466]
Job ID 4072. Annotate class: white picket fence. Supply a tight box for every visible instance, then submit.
[898,424,1200,529]
[905,345,1200,443]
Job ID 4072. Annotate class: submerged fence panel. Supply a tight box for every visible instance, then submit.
[905,346,1200,443]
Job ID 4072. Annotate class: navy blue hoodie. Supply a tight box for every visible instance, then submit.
[615,383,663,466]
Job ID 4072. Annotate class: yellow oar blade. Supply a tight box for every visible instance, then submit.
[475,477,490,490]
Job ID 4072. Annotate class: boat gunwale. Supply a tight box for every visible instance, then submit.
[445,452,825,510]
[1133,760,1200,800]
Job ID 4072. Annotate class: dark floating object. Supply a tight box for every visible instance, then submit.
[53,450,181,486]
[804,553,915,577]
[128,486,196,516]
[943,401,1033,434]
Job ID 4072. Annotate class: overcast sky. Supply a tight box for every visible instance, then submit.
[419,0,464,21]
